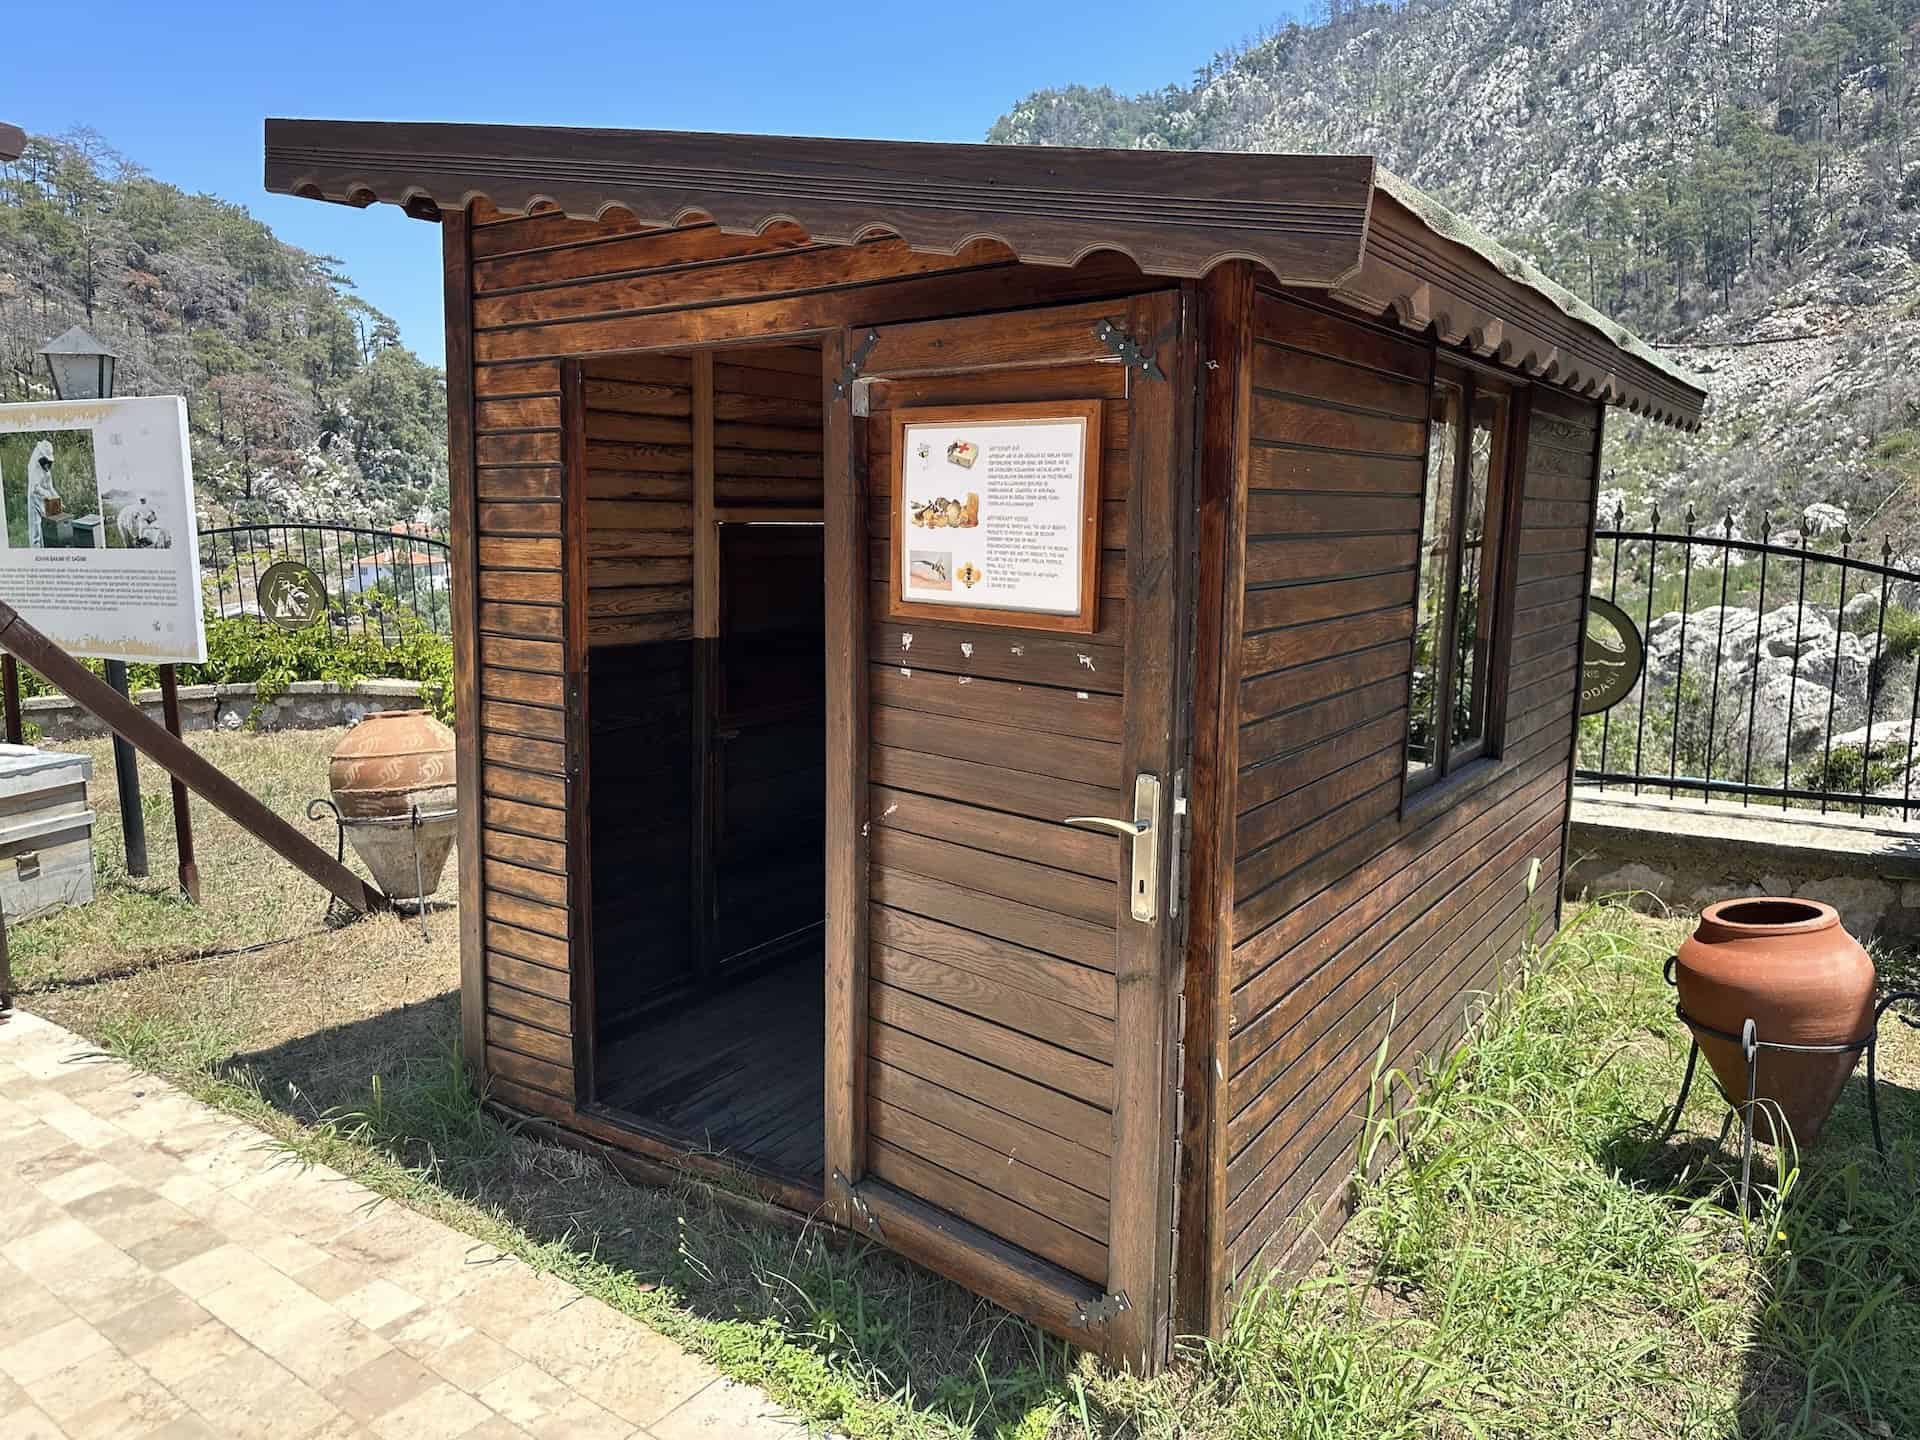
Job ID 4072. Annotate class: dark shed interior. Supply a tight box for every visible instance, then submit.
[581,344,829,1182]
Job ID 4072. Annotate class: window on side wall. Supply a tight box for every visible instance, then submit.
[1407,363,1516,793]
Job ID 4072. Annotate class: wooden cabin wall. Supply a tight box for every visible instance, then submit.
[463,199,1154,362]
[1217,290,1596,1300]
[458,230,576,1115]
[582,354,696,647]
[714,348,825,510]
[577,345,823,642]
[452,199,1161,1141]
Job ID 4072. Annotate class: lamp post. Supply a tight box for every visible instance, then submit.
[37,327,148,880]
[38,326,118,404]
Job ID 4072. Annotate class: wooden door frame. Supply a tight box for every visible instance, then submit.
[821,327,869,1223]
[821,292,1199,1366]
[560,358,597,1101]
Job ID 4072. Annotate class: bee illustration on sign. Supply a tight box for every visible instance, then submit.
[908,550,952,591]
[909,493,979,529]
[1580,596,1645,715]
[258,560,329,630]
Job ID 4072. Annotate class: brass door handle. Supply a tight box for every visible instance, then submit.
[1064,773,1160,923]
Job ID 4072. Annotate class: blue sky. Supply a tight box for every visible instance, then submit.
[9,0,1299,368]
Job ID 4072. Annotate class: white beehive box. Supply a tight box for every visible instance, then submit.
[0,745,95,921]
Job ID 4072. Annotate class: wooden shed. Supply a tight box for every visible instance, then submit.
[266,120,1705,1370]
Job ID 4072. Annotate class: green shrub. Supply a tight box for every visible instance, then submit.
[1796,740,1907,797]
[12,598,455,727]
[1872,428,1920,462]
[1867,605,1920,707]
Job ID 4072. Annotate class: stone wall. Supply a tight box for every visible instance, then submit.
[1565,791,1920,941]
[23,679,426,740]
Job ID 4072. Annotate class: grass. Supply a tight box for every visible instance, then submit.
[12,727,1920,1436]
[7,727,457,1004]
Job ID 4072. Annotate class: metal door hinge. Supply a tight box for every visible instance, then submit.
[565,678,585,776]
[1072,1290,1132,1329]
[1168,770,1188,920]
[1093,318,1166,381]
[1168,1130,1184,1306]
[1172,990,1187,1121]
[833,330,881,400]
[1167,1220,1180,1309]
[1173,986,1188,1151]
[831,1169,882,1237]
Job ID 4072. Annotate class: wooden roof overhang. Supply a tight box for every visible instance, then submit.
[263,119,1705,429]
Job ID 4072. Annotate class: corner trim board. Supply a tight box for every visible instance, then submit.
[444,208,488,1080]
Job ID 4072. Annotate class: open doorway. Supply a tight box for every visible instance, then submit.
[580,342,827,1184]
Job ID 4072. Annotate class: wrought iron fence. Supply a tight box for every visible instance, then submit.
[1578,506,1920,822]
[198,522,452,641]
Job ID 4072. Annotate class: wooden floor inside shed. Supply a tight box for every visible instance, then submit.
[595,956,825,1182]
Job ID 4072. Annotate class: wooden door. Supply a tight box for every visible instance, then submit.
[823,292,1196,1367]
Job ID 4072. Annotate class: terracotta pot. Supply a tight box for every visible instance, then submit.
[327,710,458,901]
[1674,897,1876,1148]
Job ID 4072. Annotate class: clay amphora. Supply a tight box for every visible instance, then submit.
[1674,897,1876,1147]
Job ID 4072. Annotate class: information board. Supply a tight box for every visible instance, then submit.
[0,396,206,663]
[888,401,1103,634]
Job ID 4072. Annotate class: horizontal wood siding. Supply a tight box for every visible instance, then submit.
[579,344,821,650]
[581,353,695,648]
[861,361,1131,1284]
[463,202,1157,365]
[1221,291,1595,1295]
[715,346,824,511]
[469,312,576,1114]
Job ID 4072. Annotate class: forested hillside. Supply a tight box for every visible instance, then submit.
[995,0,1920,552]
[0,131,446,529]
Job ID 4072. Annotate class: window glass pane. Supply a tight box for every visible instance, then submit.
[1409,382,1461,778]
[1450,390,1504,750]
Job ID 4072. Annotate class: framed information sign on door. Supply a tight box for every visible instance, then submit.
[887,400,1103,634]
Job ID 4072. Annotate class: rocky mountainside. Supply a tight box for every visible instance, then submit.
[993,0,1920,555]
[0,131,446,529]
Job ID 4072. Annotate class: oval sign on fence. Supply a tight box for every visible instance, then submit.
[1580,596,1645,715]
[258,561,328,630]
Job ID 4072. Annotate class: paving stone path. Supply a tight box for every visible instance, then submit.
[0,1009,809,1438]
